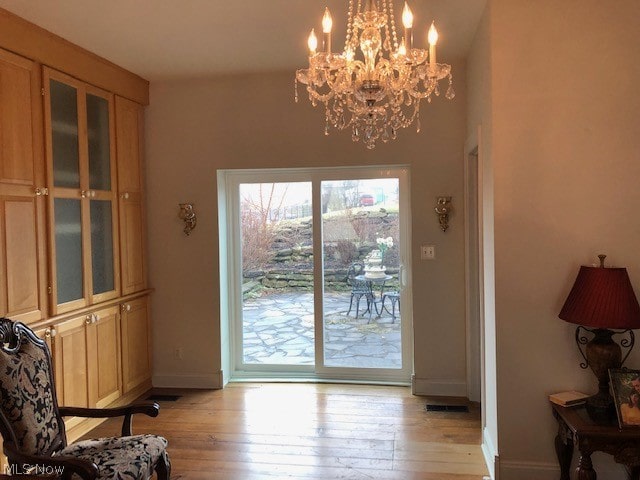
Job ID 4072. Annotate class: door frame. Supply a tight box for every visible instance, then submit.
[464,129,484,402]
[218,166,413,384]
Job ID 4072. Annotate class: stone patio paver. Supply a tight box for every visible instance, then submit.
[242,291,402,368]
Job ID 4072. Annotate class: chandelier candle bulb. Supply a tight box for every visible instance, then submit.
[428,22,438,68]
[322,8,333,54]
[398,38,407,57]
[308,28,318,55]
[402,2,413,50]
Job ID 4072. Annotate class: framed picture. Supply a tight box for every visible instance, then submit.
[610,368,640,428]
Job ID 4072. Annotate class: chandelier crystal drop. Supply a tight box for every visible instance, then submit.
[295,0,454,150]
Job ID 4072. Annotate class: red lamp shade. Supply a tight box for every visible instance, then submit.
[559,266,640,329]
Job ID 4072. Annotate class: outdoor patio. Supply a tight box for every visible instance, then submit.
[242,291,402,369]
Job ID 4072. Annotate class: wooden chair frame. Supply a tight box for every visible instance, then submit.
[0,318,170,480]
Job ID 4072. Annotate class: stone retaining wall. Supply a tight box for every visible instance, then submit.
[243,267,400,297]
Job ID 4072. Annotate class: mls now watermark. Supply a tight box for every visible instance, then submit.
[5,463,65,475]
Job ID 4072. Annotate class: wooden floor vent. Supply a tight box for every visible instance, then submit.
[146,394,182,402]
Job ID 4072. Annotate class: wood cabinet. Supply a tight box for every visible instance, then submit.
[43,68,120,315]
[115,96,147,295]
[0,17,153,443]
[0,48,47,324]
[53,305,122,428]
[87,305,122,408]
[120,296,152,393]
[54,313,91,419]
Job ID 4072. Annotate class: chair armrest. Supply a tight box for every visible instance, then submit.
[3,441,98,479]
[59,402,160,436]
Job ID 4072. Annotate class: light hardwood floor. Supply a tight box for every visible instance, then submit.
[82,383,489,479]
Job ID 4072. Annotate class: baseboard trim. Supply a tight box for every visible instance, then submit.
[411,376,467,397]
[153,371,223,389]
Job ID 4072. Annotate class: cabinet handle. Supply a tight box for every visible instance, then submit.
[85,315,92,325]
[44,328,51,338]
[121,303,131,312]
[90,190,96,198]
[50,327,57,337]
[121,192,130,199]
[81,190,88,198]
[34,187,49,196]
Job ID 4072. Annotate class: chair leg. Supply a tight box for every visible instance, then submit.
[347,294,355,316]
[155,452,171,480]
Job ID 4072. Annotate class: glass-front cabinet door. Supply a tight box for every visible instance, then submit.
[44,68,119,314]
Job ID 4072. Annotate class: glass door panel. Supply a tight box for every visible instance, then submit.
[239,182,314,367]
[54,198,83,304]
[321,178,402,369]
[86,94,112,191]
[90,199,115,295]
[50,80,80,188]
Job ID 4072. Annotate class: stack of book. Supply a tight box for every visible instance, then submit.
[549,390,589,407]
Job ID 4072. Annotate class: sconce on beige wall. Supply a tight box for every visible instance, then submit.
[178,203,197,236]
[435,196,452,232]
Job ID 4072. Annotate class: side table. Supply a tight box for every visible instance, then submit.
[552,401,640,479]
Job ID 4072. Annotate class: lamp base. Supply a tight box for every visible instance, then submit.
[585,390,616,423]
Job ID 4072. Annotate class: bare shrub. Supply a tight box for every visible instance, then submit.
[334,240,358,266]
[241,207,274,271]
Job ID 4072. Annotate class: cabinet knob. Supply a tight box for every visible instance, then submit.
[34,187,49,196]
[81,190,88,198]
[93,313,99,323]
[44,328,51,338]
[85,315,92,325]
[121,192,130,199]
[50,327,57,337]
[121,303,131,312]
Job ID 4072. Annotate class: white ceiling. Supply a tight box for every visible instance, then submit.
[0,0,486,81]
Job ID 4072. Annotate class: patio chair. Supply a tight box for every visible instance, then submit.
[346,262,374,319]
[0,317,170,480]
[381,291,400,322]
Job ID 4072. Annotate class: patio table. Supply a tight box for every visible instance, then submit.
[355,274,393,319]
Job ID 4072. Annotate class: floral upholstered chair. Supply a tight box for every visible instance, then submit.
[0,318,170,479]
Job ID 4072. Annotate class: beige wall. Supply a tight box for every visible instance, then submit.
[489,0,640,478]
[145,67,470,392]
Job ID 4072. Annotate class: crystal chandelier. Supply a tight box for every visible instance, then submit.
[295,0,454,149]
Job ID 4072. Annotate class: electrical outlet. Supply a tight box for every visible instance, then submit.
[421,244,435,260]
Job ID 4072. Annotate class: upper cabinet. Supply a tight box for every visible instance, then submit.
[0,47,47,323]
[115,96,147,295]
[44,68,120,315]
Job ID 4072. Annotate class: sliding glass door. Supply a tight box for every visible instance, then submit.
[223,167,412,383]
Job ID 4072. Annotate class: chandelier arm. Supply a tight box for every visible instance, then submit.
[306,85,335,104]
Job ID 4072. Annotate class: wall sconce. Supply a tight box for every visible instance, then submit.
[178,203,197,236]
[435,196,452,232]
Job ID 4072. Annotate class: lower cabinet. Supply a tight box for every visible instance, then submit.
[120,296,152,393]
[54,314,91,409]
[87,305,122,408]
[18,295,151,437]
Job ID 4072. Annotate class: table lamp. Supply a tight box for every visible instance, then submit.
[559,255,640,421]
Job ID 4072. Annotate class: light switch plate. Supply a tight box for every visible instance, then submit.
[421,244,435,260]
